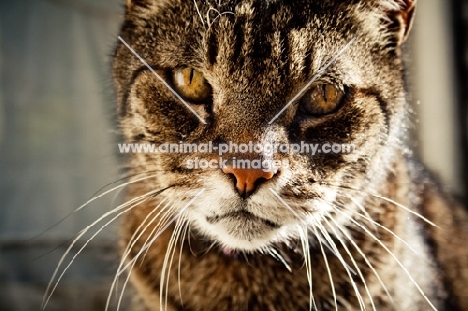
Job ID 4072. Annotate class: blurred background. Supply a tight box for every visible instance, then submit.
[0,0,466,310]
[0,0,124,310]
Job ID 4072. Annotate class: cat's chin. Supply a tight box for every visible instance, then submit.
[192,211,282,252]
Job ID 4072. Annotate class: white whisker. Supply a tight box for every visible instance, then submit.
[345,195,380,236]
[269,189,316,309]
[108,198,171,311]
[75,174,161,213]
[366,193,437,227]
[298,226,316,311]
[322,215,376,311]
[162,217,187,311]
[335,209,438,311]
[317,218,366,311]
[312,224,337,311]
[268,248,292,273]
[207,10,235,29]
[139,199,181,266]
[327,214,395,306]
[201,240,218,256]
[269,189,354,272]
[205,7,219,27]
[116,202,178,311]
[43,189,160,310]
[116,199,174,311]
[344,195,421,256]
[178,224,189,307]
[117,253,136,311]
[355,212,420,256]
[193,0,205,26]
[43,191,155,310]
[328,185,437,227]
[315,221,357,276]
[118,188,205,276]
[119,216,176,277]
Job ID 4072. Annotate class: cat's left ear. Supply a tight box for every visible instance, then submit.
[386,0,417,45]
[126,0,154,11]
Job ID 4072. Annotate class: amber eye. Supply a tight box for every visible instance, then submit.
[171,68,212,103]
[299,84,344,116]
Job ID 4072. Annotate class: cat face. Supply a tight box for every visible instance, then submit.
[114,0,415,251]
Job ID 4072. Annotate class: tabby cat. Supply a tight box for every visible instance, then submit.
[110,0,468,310]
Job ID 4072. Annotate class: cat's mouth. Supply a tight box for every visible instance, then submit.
[200,209,283,251]
[206,210,280,229]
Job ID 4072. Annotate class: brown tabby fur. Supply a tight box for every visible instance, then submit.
[112,0,468,310]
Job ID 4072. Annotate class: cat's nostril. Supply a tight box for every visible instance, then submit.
[222,165,276,198]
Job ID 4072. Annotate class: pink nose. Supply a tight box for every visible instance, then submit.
[222,166,276,198]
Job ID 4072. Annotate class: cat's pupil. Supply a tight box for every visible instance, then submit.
[299,84,344,116]
[172,68,212,103]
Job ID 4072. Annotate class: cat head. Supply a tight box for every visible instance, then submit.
[114,0,416,252]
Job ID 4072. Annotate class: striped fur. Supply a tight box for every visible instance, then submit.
[111,1,468,310]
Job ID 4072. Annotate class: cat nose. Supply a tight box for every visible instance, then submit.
[222,166,276,198]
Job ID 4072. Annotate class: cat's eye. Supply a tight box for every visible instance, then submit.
[299,84,344,116]
[171,68,212,103]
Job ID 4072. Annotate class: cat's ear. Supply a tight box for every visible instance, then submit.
[385,0,417,45]
[126,0,154,11]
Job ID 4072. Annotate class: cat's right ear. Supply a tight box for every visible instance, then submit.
[385,0,417,46]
